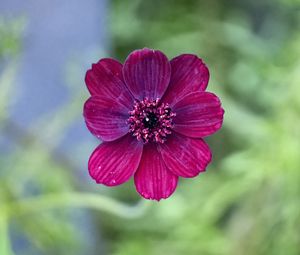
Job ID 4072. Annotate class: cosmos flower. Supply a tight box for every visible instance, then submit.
[83,48,224,201]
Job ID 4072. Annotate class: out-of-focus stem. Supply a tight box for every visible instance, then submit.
[4,192,150,220]
[0,213,15,255]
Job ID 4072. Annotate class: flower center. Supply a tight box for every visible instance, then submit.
[127,98,175,144]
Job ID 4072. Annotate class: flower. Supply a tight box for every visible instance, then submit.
[83,48,224,201]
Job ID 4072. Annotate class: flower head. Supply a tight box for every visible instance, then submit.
[83,48,224,201]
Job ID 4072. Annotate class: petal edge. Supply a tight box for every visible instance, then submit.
[88,134,143,186]
[85,58,133,108]
[83,96,130,142]
[123,48,171,100]
[134,143,178,201]
[158,133,212,178]
[162,54,210,105]
[172,92,224,138]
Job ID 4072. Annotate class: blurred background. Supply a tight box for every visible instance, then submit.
[0,0,300,254]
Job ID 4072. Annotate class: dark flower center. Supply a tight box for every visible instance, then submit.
[142,112,158,129]
[127,98,175,144]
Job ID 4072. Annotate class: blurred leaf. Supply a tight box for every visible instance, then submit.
[0,214,14,255]
[0,63,18,122]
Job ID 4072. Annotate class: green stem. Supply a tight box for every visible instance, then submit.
[4,192,150,220]
[0,213,15,255]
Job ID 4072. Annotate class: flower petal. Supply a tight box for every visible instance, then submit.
[158,133,212,178]
[172,92,224,138]
[162,54,210,105]
[85,58,133,107]
[88,134,143,186]
[123,48,171,100]
[134,143,178,201]
[83,96,131,141]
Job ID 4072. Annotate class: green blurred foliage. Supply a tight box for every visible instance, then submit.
[0,17,24,60]
[0,0,300,254]
[108,0,300,255]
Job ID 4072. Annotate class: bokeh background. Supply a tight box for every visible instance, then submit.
[1,0,300,254]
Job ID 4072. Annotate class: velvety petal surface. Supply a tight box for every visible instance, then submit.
[172,92,224,138]
[134,143,178,201]
[83,96,131,141]
[88,134,143,186]
[123,48,171,100]
[158,133,212,178]
[85,58,133,107]
[162,54,210,105]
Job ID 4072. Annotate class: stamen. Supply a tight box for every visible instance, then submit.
[127,98,176,144]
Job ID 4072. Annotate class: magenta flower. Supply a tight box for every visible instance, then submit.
[83,48,224,201]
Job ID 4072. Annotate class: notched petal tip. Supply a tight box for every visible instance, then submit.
[136,178,178,201]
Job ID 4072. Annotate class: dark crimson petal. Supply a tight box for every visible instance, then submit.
[83,96,130,142]
[123,48,171,100]
[172,92,224,138]
[134,143,178,201]
[162,54,210,106]
[85,58,133,107]
[88,134,143,186]
[158,133,212,178]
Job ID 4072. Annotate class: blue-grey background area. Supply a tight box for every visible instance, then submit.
[0,0,108,172]
[0,1,109,254]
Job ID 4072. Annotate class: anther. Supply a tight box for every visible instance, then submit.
[127,98,175,144]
